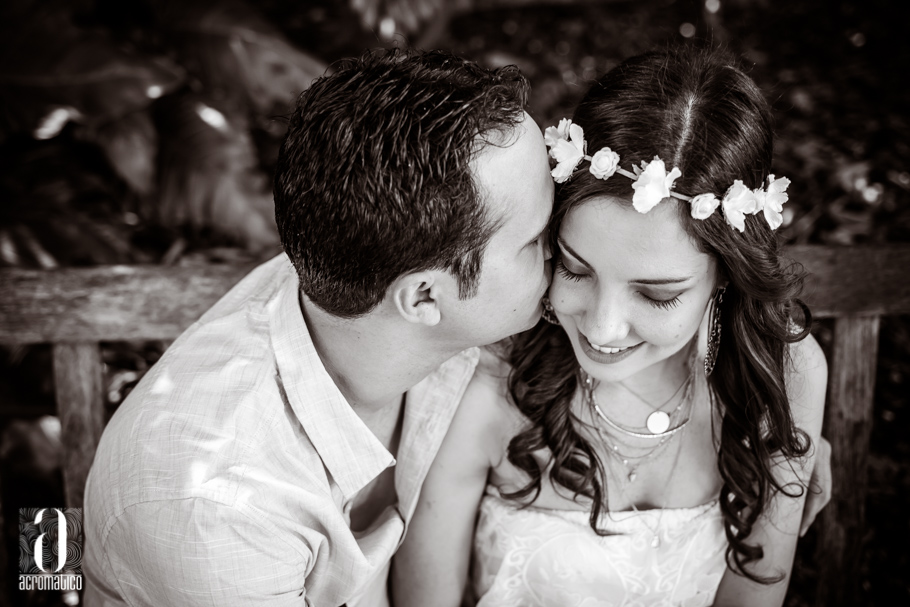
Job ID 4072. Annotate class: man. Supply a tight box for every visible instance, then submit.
[83,48,831,606]
[83,48,553,606]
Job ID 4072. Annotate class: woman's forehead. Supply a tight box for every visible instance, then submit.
[561,196,712,277]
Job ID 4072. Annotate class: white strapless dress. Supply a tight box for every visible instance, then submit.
[471,488,727,607]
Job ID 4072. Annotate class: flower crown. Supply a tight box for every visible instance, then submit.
[544,119,790,232]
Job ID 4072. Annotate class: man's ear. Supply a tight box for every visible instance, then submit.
[390,271,442,326]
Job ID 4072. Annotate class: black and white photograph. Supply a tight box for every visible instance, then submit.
[0,0,907,605]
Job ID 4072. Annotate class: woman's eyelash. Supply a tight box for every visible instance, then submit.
[642,294,681,310]
[555,259,586,282]
[556,255,682,311]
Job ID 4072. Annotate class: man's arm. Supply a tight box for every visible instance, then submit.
[98,498,314,606]
[800,435,832,537]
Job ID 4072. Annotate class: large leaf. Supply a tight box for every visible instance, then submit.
[0,1,184,139]
[349,0,452,38]
[150,0,326,116]
[0,135,149,267]
[154,92,279,252]
[76,110,159,195]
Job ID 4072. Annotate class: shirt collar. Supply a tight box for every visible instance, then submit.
[269,262,395,499]
[395,346,479,522]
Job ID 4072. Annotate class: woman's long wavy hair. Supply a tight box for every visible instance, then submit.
[503,45,812,583]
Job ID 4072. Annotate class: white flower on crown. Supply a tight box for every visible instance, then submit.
[589,148,620,179]
[690,193,720,220]
[721,180,760,232]
[631,157,682,213]
[543,118,572,151]
[544,120,587,184]
[541,118,792,232]
[752,174,791,230]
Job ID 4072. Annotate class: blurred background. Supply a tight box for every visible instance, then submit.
[0,0,907,605]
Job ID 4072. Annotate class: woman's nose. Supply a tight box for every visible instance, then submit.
[583,293,631,346]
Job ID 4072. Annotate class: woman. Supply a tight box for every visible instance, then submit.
[393,45,828,606]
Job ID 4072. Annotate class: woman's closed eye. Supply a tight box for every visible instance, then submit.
[557,259,684,312]
[556,241,687,310]
[639,292,682,310]
[555,257,588,282]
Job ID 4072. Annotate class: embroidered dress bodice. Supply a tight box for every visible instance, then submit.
[471,489,727,607]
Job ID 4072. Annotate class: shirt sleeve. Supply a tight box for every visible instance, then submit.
[100,497,313,607]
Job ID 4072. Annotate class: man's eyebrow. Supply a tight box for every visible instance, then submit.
[557,238,593,270]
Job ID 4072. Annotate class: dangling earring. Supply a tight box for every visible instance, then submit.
[704,286,725,376]
[542,296,560,325]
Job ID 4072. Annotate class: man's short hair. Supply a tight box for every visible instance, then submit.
[274,48,530,318]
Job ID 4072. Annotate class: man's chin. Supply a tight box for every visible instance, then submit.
[475,319,536,349]
[514,309,544,336]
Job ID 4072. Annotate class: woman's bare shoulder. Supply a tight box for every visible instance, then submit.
[788,332,827,381]
[462,342,529,465]
[786,332,828,430]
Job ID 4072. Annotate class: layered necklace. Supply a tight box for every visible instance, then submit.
[580,346,696,484]
[578,344,699,548]
[605,428,687,549]
[588,373,693,439]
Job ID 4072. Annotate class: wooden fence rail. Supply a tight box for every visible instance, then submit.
[1,245,910,606]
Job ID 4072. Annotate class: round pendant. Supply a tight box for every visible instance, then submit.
[646,410,671,434]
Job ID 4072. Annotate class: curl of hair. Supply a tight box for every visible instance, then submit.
[505,45,812,583]
[274,48,529,317]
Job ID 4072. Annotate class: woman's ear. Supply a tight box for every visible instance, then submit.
[714,259,730,289]
[713,266,729,292]
[390,271,442,326]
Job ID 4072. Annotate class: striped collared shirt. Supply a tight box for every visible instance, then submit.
[84,254,479,606]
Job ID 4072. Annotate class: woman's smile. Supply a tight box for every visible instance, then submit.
[578,329,644,363]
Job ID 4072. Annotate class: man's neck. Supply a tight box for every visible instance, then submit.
[299,293,460,416]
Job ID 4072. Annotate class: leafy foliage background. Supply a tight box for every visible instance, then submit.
[0,0,907,605]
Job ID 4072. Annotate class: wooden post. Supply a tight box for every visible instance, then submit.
[815,315,880,607]
[0,477,8,607]
[52,343,105,508]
